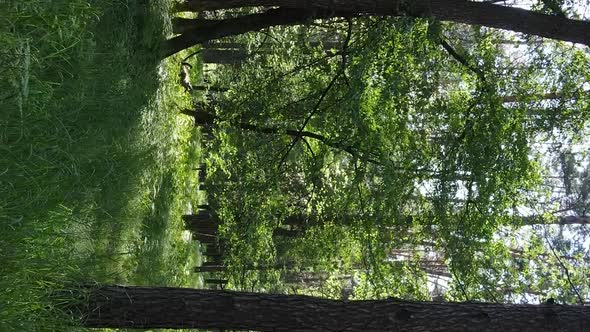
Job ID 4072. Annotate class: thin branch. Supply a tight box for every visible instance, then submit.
[451,270,471,301]
[340,17,354,86]
[277,18,354,169]
[183,107,451,176]
[231,50,344,113]
[300,137,316,159]
[542,228,585,305]
[277,68,344,170]
[438,37,485,81]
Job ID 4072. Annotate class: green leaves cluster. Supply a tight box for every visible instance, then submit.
[201,14,590,302]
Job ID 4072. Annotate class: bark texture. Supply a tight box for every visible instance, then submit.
[164,8,327,57]
[81,286,590,331]
[169,0,590,50]
[183,211,219,234]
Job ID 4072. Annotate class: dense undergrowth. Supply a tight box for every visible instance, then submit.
[0,1,202,330]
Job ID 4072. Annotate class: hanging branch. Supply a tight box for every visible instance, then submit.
[231,50,344,114]
[438,37,486,81]
[542,228,585,304]
[277,19,354,169]
[276,67,344,170]
[451,270,471,301]
[182,107,378,164]
[340,17,353,86]
[300,137,316,159]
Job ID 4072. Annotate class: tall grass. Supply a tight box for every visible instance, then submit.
[0,1,202,330]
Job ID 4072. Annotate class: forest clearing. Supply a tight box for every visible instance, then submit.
[2,1,590,331]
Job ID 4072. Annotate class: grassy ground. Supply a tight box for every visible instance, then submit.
[0,1,203,330]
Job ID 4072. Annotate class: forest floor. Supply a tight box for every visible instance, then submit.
[0,1,204,331]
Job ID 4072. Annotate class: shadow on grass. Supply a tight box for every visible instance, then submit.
[130,171,178,285]
[1,0,200,330]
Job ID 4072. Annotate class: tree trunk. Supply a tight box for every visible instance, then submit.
[180,108,216,127]
[204,41,246,50]
[193,233,218,244]
[164,0,590,57]
[204,245,222,257]
[190,85,228,92]
[79,285,590,331]
[195,261,297,273]
[283,213,590,227]
[195,264,227,273]
[183,212,219,234]
[198,170,206,184]
[273,227,303,238]
[164,8,323,57]
[172,17,210,34]
[521,215,590,225]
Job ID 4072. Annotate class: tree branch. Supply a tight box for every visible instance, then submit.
[542,228,585,305]
[175,0,590,45]
[276,68,344,170]
[164,8,340,57]
[438,37,485,81]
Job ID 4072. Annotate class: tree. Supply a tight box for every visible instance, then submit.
[176,0,590,303]
[164,0,590,56]
[78,285,589,331]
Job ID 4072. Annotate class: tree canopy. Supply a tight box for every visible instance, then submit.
[175,0,590,305]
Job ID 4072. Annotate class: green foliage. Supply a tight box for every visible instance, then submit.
[200,11,589,303]
[4,3,590,329]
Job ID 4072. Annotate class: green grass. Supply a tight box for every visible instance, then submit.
[0,1,203,330]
